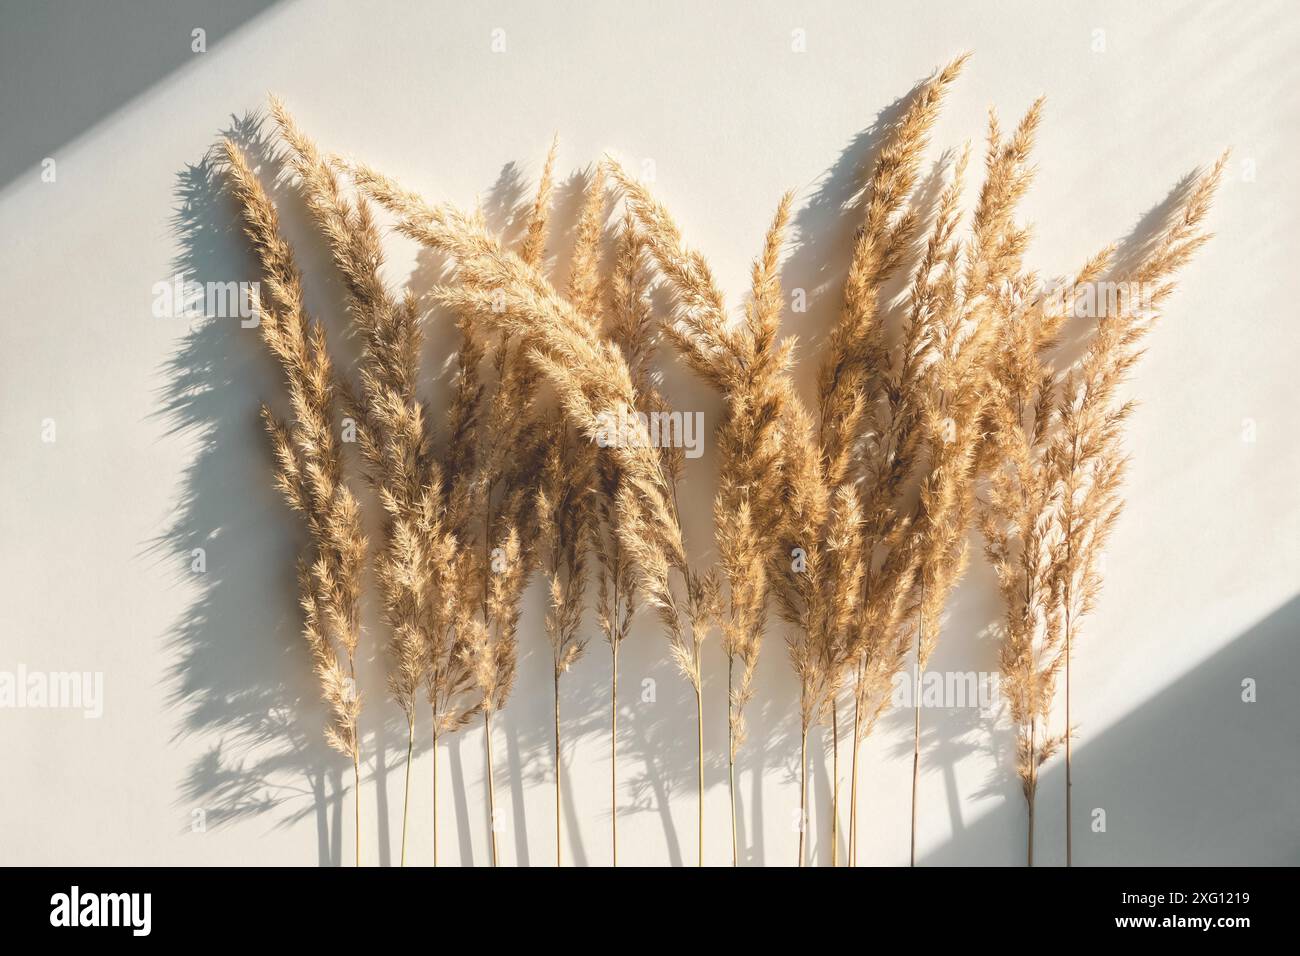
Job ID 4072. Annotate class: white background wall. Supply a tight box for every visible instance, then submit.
[1,0,1297,866]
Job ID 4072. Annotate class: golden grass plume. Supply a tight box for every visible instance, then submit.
[220,133,369,865]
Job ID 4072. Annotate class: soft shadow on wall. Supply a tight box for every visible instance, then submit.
[154,114,351,866]
[922,594,1300,866]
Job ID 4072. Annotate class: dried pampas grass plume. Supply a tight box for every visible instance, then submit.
[352,154,721,866]
[595,208,657,864]
[536,162,604,866]
[900,96,1046,867]
[838,145,972,867]
[611,158,797,865]
[979,245,1112,866]
[536,414,596,866]
[1050,152,1226,864]
[221,135,369,866]
[266,98,492,867]
[977,124,1225,864]
[818,54,970,867]
[453,144,559,866]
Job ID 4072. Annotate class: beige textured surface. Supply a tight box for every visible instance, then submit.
[1,0,1297,865]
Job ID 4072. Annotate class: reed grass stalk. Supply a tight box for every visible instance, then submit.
[221,135,369,866]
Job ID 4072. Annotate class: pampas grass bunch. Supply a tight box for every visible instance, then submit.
[267,98,435,866]
[352,158,726,866]
[813,55,969,867]
[216,55,1222,867]
[593,212,655,865]
[981,152,1226,864]
[611,165,797,865]
[221,135,369,866]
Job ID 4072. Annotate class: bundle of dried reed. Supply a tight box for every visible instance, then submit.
[814,56,971,867]
[593,211,654,866]
[610,165,798,865]
[268,98,439,866]
[878,90,1052,867]
[220,62,1222,869]
[981,152,1226,864]
[839,149,973,865]
[536,413,596,865]
[978,244,1111,866]
[221,137,369,866]
[534,166,606,867]
[352,159,721,865]
[457,158,553,866]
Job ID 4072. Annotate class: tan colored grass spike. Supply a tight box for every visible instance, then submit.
[1052,153,1226,866]
[902,97,1043,867]
[716,194,796,865]
[840,144,970,866]
[978,241,1112,866]
[819,53,968,494]
[536,415,596,866]
[221,138,368,866]
[595,211,654,865]
[430,325,489,867]
[569,163,607,318]
[769,399,830,866]
[474,152,556,866]
[612,159,836,868]
[534,166,603,867]
[353,159,719,865]
[782,56,966,867]
[971,113,1112,865]
[269,97,436,867]
[611,167,797,865]
[520,134,559,270]
[567,169,652,867]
